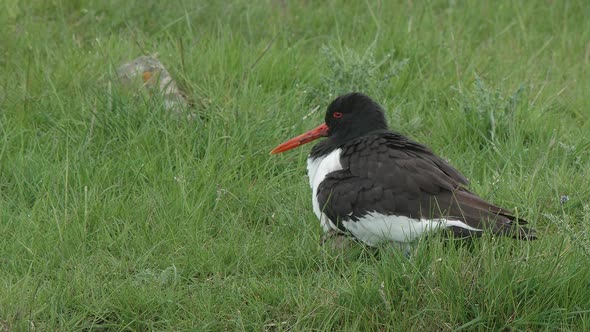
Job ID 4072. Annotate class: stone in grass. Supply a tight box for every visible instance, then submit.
[117,55,195,120]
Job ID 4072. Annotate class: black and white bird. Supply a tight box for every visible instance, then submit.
[271,92,536,248]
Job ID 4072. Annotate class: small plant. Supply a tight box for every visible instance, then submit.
[309,43,408,101]
[544,204,590,259]
[456,76,526,143]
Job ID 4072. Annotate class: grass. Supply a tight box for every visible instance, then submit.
[1,0,590,330]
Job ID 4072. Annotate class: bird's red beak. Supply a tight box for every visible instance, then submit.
[270,123,329,154]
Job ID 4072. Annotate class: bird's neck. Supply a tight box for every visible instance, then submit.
[309,129,390,160]
[309,137,340,160]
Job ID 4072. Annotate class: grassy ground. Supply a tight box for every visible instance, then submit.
[2,0,590,330]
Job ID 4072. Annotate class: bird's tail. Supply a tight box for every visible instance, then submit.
[509,224,537,240]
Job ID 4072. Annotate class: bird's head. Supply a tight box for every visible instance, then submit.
[271,92,388,154]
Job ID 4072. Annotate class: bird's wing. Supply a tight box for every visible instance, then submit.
[316,133,534,239]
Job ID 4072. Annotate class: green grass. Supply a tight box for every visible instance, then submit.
[2,0,590,330]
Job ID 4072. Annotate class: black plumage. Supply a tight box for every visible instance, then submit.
[315,131,534,239]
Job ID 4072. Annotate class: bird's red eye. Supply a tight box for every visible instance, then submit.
[333,112,343,119]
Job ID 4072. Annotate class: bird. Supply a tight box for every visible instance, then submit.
[271,92,536,250]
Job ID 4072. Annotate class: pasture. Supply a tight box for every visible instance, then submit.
[1,1,590,330]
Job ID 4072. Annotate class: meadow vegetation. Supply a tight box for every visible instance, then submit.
[1,0,590,330]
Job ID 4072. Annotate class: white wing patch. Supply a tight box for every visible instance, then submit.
[342,212,482,246]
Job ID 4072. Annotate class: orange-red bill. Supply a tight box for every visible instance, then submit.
[270,123,329,154]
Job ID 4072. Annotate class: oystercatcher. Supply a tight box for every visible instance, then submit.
[271,92,536,248]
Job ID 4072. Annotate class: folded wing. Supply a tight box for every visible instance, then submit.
[316,132,535,240]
